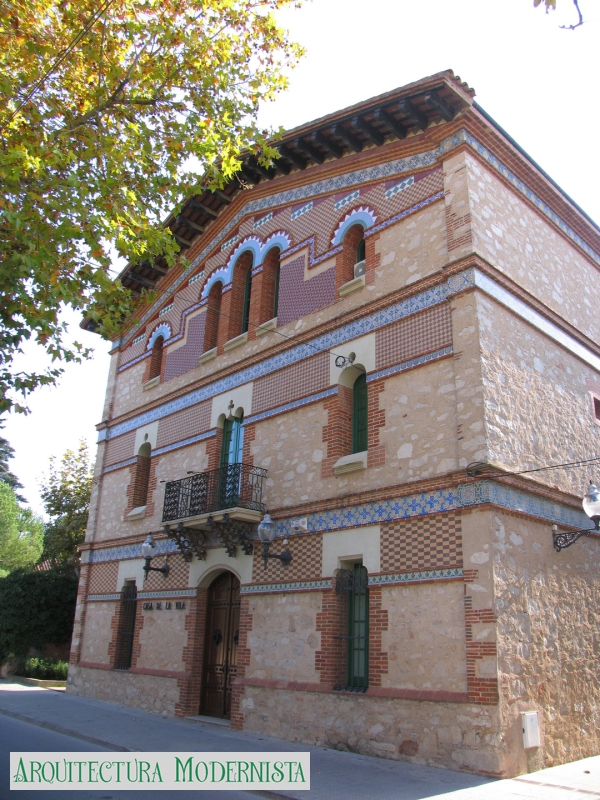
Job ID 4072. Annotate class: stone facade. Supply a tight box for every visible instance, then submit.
[69,71,600,778]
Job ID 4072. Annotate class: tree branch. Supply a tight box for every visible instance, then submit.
[560,0,584,29]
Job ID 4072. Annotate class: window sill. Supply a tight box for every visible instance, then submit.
[143,376,160,391]
[127,505,147,521]
[339,275,366,298]
[333,451,368,475]
[256,317,277,337]
[199,347,217,364]
[224,332,248,352]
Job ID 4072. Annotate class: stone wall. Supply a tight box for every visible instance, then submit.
[68,664,180,716]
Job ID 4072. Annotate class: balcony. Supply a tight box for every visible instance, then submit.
[162,463,267,526]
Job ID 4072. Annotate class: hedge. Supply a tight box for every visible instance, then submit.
[0,567,78,663]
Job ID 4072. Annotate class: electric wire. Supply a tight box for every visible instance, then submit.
[467,455,600,480]
[0,0,114,134]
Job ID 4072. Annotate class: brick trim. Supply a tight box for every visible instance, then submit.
[368,586,388,688]
[464,574,499,705]
[230,594,252,730]
[175,589,208,717]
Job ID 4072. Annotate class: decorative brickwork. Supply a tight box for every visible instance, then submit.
[225,251,252,342]
[464,586,498,705]
[321,386,352,479]
[368,586,388,688]
[251,533,322,584]
[242,423,255,466]
[376,303,453,371]
[445,203,472,252]
[104,431,136,468]
[87,562,119,595]
[258,247,281,324]
[252,353,329,415]
[380,511,463,573]
[143,553,190,592]
[69,563,91,665]
[230,594,251,730]
[315,587,338,688]
[127,455,151,511]
[175,588,207,717]
[277,255,335,327]
[155,401,212,450]
[367,381,386,469]
[204,281,222,353]
[164,311,206,381]
[148,336,164,381]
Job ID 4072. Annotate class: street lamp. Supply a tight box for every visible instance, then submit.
[141,534,170,579]
[553,482,600,551]
[257,513,292,569]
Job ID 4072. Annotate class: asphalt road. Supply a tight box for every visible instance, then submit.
[0,714,261,800]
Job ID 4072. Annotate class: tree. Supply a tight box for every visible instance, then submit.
[0,482,43,576]
[0,0,303,413]
[40,441,93,567]
[0,420,25,502]
[534,0,584,29]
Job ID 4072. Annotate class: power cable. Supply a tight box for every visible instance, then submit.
[466,456,600,480]
[0,0,114,134]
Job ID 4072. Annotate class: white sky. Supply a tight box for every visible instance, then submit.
[4,0,599,516]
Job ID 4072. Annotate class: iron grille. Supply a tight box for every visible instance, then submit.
[334,565,369,692]
[162,463,267,522]
[114,583,137,670]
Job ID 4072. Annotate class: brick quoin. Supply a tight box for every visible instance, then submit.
[464,580,499,705]
[230,594,252,730]
[445,205,472,252]
[368,586,388,688]
[206,427,223,471]
[364,232,380,286]
[321,387,352,479]
[175,589,208,717]
[69,563,91,665]
[242,424,256,466]
[315,588,340,687]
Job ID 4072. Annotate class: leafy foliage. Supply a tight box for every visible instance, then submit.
[0,567,78,662]
[0,420,24,501]
[0,0,303,413]
[14,656,69,680]
[0,482,43,576]
[40,441,93,567]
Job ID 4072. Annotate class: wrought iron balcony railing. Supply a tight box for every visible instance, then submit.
[162,463,267,523]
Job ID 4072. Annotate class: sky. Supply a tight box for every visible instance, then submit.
[3,0,599,517]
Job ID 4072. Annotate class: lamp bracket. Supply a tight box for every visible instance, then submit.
[261,541,292,569]
[164,523,207,561]
[553,518,600,552]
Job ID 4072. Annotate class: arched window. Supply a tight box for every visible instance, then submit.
[131,441,151,509]
[148,336,164,381]
[260,246,281,324]
[228,251,253,340]
[352,372,368,453]
[338,224,366,289]
[203,280,222,353]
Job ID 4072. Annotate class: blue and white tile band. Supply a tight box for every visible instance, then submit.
[241,579,332,595]
[369,568,463,587]
[87,479,592,564]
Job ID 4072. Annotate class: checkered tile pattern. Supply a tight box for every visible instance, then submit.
[252,352,330,415]
[252,533,322,584]
[144,553,190,591]
[104,431,136,467]
[376,303,452,371]
[380,511,463,573]
[155,399,211,449]
[163,312,206,381]
[87,561,119,595]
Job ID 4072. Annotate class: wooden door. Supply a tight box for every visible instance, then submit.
[200,571,240,718]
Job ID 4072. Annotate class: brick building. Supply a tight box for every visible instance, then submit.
[68,71,600,777]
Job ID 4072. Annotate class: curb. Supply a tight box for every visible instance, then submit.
[0,708,130,752]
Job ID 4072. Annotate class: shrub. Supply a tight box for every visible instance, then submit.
[0,567,78,663]
[14,657,68,680]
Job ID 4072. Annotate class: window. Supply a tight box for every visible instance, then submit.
[148,336,164,381]
[131,442,151,509]
[334,564,369,691]
[593,395,600,423]
[260,246,281,324]
[203,280,222,353]
[241,266,252,334]
[356,238,366,264]
[218,414,244,509]
[352,372,368,453]
[114,581,137,670]
[274,263,281,319]
[337,224,366,289]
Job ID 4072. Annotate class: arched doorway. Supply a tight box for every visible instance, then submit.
[200,571,240,718]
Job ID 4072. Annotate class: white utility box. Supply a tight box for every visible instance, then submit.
[521,711,541,749]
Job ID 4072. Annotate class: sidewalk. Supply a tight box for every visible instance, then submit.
[0,680,598,799]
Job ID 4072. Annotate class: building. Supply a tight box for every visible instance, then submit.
[68,71,600,778]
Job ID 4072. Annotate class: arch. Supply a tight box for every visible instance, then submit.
[131,440,152,509]
[202,270,227,300]
[148,335,164,381]
[227,251,253,340]
[260,231,291,262]
[147,322,171,349]
[203,280,223,353]
[337,223,367,289]
[331,206,378,246]
[197,564,242,590]
[260,245,281,324]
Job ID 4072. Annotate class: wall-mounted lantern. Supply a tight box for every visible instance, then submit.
[553,482,600,551]
[141,534,170,579]
[257,513,292,569]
